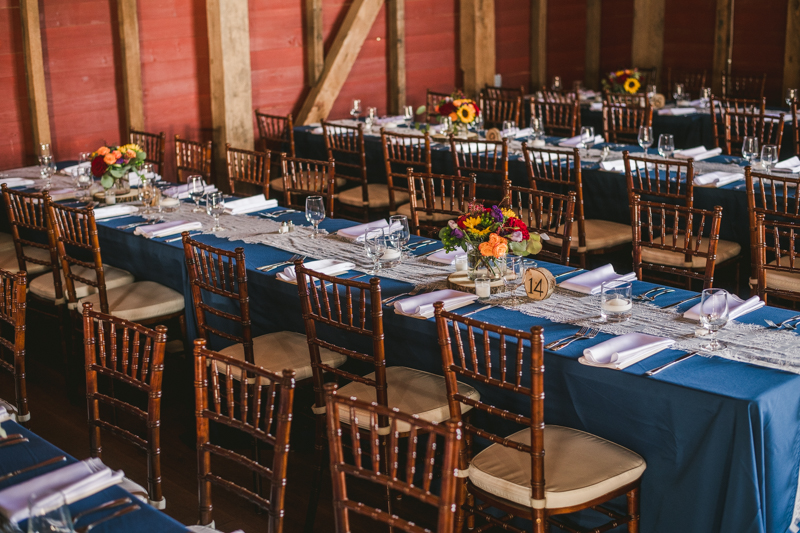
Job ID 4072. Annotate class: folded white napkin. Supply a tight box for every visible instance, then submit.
[683,294,764,321]
[426,249,467,265]
[775,156,800,173]
[589,102,604,111]
[454,142,491,153]
[580,333,674,369]
[559,264,637,295]
[693,171,744,188]
[134,220,202,238]
[599,160,648,173]
[558,134,604,148]
[658,107,697,116]
[394,289,478,319]
[0,177,35,188]
[375,115,405,125]
[93,205,139,220]
[337,220,392,242]
[514,127,533,139]
[0,458,124,523]
[276,259,355,283]
[224,196,278,215]
[674,146,722,161]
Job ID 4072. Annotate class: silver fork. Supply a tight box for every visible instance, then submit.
[633,287,664,301]
[257,254,303,272]
[638,288,674,302]
[551,328,599,351]
[75,504,140,533]
[765,314,800,329]
[72,498,132,525]
[382,286,428,305]
[545,326,590,349]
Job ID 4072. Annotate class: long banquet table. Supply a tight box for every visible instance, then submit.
[80,200,800,533]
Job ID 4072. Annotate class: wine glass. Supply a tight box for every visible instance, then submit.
[551,76,562,92]
[503,256,525,307]
[646,84,658,102]
[403,105,414,126]
[138,175,153,214]
[761,145,778,174]
[364,228,386,275]
[389,215,410,259]
[580,126,595,157]
[144,184,162,220]
[365,107,378,129]
[350,99,362,121]
[700,87,712,109]
[440,116,453,134]
[74,166,93,202]
[699,288,728,352]
[38,153,54,191]
[673,83,685,103]
[502,120,517,139]
[786,88,797,107]
[187,175,205,212]
[657,134,675,159]
[305,195,325,238]
[27,490,73,533]
[206,191,225,232]
[638,126,653,155]
[742,136,759,163]
[529,117,545,140]
[40,143,51,158]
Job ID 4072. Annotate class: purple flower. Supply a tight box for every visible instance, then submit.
[490,205,503,222]
[448,220,465,239]
[508,231,523,242]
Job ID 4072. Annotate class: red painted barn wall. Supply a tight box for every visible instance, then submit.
[404,0,458,109]
[598,0,634,77]
[495,0,530,91]
[662,0,715,81]
[732,0,787,104]
[0,0,32,169]
[547,0,587,89]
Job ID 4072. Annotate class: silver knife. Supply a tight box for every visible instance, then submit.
[554,268,581,278]
[661,294,701,309]
[461,304,493,318]
[645,351,700,376]
[0,455,66,483]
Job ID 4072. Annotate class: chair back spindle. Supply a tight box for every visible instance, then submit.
[226,144,271,198]
[0,270,28,426]
[129,130,166,177]
[281,154,336,215]
[406,171,476,237]
[175,136,212,184]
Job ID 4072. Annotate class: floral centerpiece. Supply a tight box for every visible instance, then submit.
[439,200,543,279]
[90,144,147,191]
[601,69,642,94]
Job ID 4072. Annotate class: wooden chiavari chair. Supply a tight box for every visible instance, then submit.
[0,187,55,277]
[425,89,455,123]
[82,301,168,508]
[322,121,394,221]
[602,100,653,144]
[450,136,508,204]
[433,308,645,533]
[225,144,270,198]
[406,171,476,237]
[754,213,800,305]
[380,128,431,214]
[0,270,28,427]
[714,111,784,157]
[503,181,576,265]
[530,99,580,137]
[193,339,295,530]
[295,263,479,532]
[537,90,577,103]
[637,66,658,91]
[522,145,632,267]
[632,195,723,290]
[181,234,345,381]
[129,129,166,177]
[255,111,298,198]
[722,73,766,100]
[667,68,708,97]
[483,85,524,100]
[712,95,766,115]
[793,98,799,157]
[603,92,648,107]
[280,154,336,215]
[175,135,212,184]
[324,383,462,533]
[479,92,522,129]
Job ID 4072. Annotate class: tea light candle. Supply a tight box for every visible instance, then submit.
[455,255,468,272]
[601,297,632,312]
[161,197,180,212]
[382,249,401,261]
[531,139,546,148]
[475,278,491,299]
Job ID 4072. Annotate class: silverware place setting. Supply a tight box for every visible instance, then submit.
[633,287,675,302]
[764,314,800,330]
[382,286,430,306]
[645,351,701,376]
[0,433,28,449]
[661,294,701,309]
[164,230,202,243]
[407,240,436,251]
[75,504,140,533]
[545,326,600,351]
[461,304,493,318]
[256,254,306,272]
[259,209,297,219]
[0,455,66,483]
[71,498,132,526]
[115,221,150,230]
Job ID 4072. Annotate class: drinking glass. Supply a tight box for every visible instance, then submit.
[440,116,453,134]
[700,87,712,108]
[600,280,632,322]
[364,228,386,275]
[305,195,325,238]
[350,99,362,120]
[503,256,525,307]
[529,117,545,140]
[144,184,162,220]
[646,84,658,102]
[187,175,205,212]
[38,154,54,191]
[742,136,759,163]
[786,88,797,107]
[502,120,517,139]
[138,175,153,214]
[74,166,93,202]
[27,490,73,533]
[206,191,225,232]
[40,143,51,158]
[638,126,653,155]
[761,145,778,174]
[365,107,378,128]
[475,277,492,303]
[672,83,685,103]
[551,76,562,92]
[403,105,414,126]
[699,288,728,351]
[389,215,410,259]
[580,126,595,157]
[657,133,675,159]
[79,151,93,164]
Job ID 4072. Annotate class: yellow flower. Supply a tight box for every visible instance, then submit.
[624,78,641,94]
[468,227,491,237]
[615,70,625,77]
[462,216,482,230]
[501,208,517,219]
[457,104,476,123]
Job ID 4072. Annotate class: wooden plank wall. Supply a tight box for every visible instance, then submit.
[495,0,530,90]
[546,0,587,89]
[1,0,33,168]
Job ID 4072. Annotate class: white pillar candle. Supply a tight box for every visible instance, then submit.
[531,139,546,148]
[455,255,468,272]
[382,249,401,261]
[601,297,632,312]
[475,279,491,298]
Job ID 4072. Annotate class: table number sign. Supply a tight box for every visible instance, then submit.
[523,267,556,301]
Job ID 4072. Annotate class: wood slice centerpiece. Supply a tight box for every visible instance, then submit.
[93,189,139,203]
[447,271,506,294]
[523,267,556,300]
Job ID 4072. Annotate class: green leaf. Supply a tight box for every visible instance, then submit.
[508,241,529,257]
[100,175,114,189]
[108,166,125,178]
[415,105,426,116]
[526,237,543,255]
[136,151,146,160]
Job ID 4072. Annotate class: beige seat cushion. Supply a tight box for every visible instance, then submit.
[270,176,348,193]
[396,200,454,223]
[549,220,632,252]
[216,330,346,382]
[29,264,134,304]
[337,366,479,433]
[338,184,409,209]
[0,233,14,253]
[641,238,741,269]
[0,247,52,275]
[78,281,184,322]
[758,256,800,292]
[469,426,646,510]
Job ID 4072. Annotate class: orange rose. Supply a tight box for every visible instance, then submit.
[125,150,136,159]
[479,234,508,258]
[111,150,122,159]
[96,147,110,156]
[492,240,508,257]
[103,153,117,165]
[449,112,458,121]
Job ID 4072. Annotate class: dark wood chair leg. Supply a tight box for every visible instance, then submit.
[303,412,328,533]
[627,487,640,533]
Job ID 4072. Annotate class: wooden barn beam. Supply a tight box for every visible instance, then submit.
[585,0,601,90]
[19,0,51,151]
[461,0,496,97]
[712,0,734,94]
[387,0,406,114]
[117,0,144,133]
[297,0,385,125]
[631,0,664,85]
[783,0,800,96]
[529,0,546,91]
[304,0,324,86]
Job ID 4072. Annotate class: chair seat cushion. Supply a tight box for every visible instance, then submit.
[0,247,52,275]
[78,281,184,322]
[270,176,347,193]
[217,330,346,382]
[29,264,134,303]
[0,233,14,253]
[641,238,741,269]
[337,366,479,433]
[396,199,456,222]
[469,426,646,510]
[762,256,800,292]
[549,220,632,252]
[338,184,409,209]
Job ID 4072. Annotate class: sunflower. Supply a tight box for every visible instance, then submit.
[624,77,641,94]
[457,104,476,123]
[501,208,517,219]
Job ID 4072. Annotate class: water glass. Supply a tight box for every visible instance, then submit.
[503,256,525,307]
[646,84,658,101]
[475,277,492,302]
[144,186,162,220]
[187,175,205,212]
[403,105,414,126]
[365,107,378,128]
[78,151,92,163]
[657,134,675,159]
[761,145,778,174]
[551,76,562,92]
[529,117,545,140]
[699,288,728,351]
[742,136,759,163]
[638,126,653,155]
[138,175,153,214]
[673,83,685,103]
[786,88,797,107]
[40,143,51,158]
[364,228,386,275]
[440,116,453,134]
[389,215,410,258]
[74,166,93,202]
[38,154,55,191]
[27,490,73,533]
[580,126,595,157]
[305,195,325,238]
[350,99,362,120]
[700,87,712,108]
[600,280,632,322]
[206,191,225,232]
[502,120,517,139]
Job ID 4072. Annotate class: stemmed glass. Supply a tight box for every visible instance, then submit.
[761,145,778,174]
[786,88,797,107]
[580,126,595,158]
[646,84,658,103]
[365,107,378,129]
[699,288,729,352]
[742,136,759,163]
[305,195,325,238]
[403,105,414,127]
[138,163,154,213]
[440,116,453,134]
[503,256,525,307]
[364,228,386,275]
[38,144,54,191]
[350,99,362,121]
[551,76,562,92]
[206,191,225,232]
[673,83,685,103]
[638,126,653,155]
[529,117,545,141]
[27,490,73,533]
[187,175,205,212]
[657,134,675,159]
[389,215,410,259]
[74,166,93,202]
[700,87,712,109]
